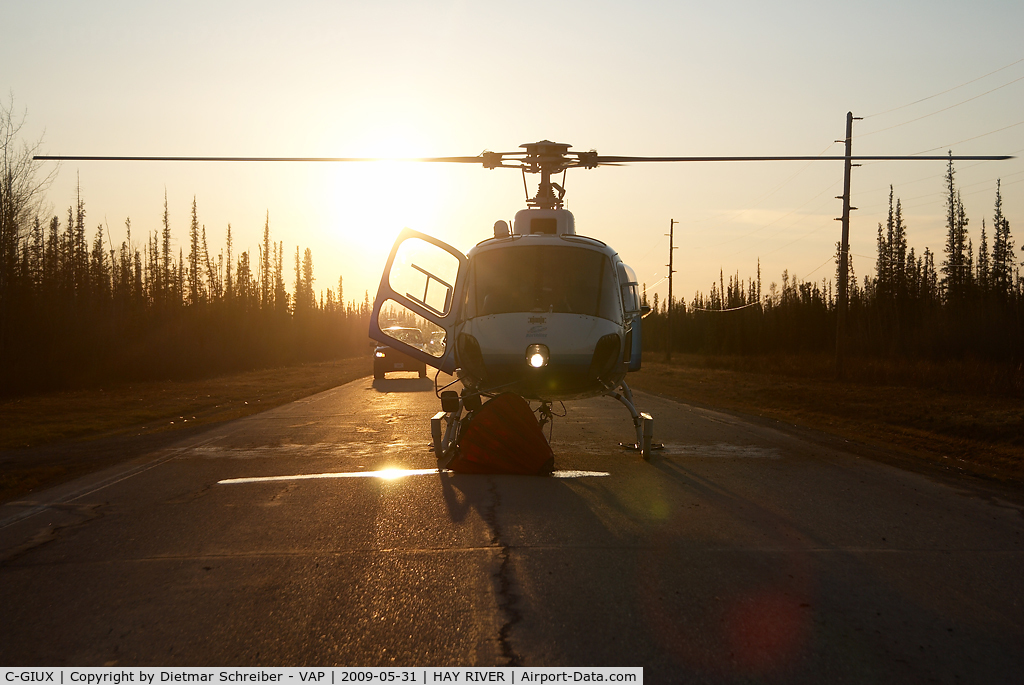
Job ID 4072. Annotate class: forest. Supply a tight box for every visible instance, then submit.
[0,183,373,394]
[1,106,1021,396]
[640,165,1022,368]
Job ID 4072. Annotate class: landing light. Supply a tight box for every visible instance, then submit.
[526,344,549,368]
[375,351,385,358]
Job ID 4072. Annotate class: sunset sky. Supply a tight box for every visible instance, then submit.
[5,1,1023,307]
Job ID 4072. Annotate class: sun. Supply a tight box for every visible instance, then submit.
[292,126,492,300]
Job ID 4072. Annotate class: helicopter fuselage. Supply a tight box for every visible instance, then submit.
[369,208,645,404]
[453,231,632,401]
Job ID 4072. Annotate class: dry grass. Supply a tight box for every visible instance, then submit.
[630,353,1024,485]
[0,357,372,502]
[1,357,373,450]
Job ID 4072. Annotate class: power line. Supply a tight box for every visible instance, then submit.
[690,300,763,313]
[917,118,1024,154]
[646,275,669,289]
[854,146,1024,199]
[855,162,1024,214]
[859,73,1024,139]
[805,253,837,278]
[863,57,1024,119]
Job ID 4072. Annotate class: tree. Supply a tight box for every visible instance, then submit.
[187,197,201,305]
[0,97,55,354]
[73,179,87,299]
[302,247,315,311]
[922,247,938,306]
[892,195,908,300]
[201,223,217,301]
[261,212,271,310]
[161,189,171,301]
[941,156,970,302]
[224,223,234,301]
[875,187,895,298]
[274,240,287,314]
[176,247,184,307]
[90,223,110,301]
[977,219,990,293]
[991,180,1015,300]
[293,245,302,315]
[236,250,253,309]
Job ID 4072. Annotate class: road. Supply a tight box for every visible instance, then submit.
[2,373,1023,682]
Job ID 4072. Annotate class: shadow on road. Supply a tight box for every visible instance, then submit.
[371,377,434,393]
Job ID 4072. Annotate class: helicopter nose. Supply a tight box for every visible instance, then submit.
[526,344,549,368]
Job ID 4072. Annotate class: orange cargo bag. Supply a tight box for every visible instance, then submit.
[447,392,554,476]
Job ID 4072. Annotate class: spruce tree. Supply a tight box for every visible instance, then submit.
[225,224,234,301]
[302,248,314,311]
[991,180,1014,299]
[45,215,59,288]
[941,156,970,302]
[293,246,302,315]
[187,197,200,306]
[261,212,271,310]
[893,197,908,300]
[977,219,990,293]
[74,181,87,299]
[176,247,184,307]
[201,223,216,301]
[274,240,287,314]
[161,189,171,301]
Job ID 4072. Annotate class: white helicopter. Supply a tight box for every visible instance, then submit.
[36,135,1011,466]
[369,141,658,462]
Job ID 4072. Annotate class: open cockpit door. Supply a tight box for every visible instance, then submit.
[370,229,467,374]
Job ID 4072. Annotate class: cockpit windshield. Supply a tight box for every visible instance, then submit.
[464,245,621,322]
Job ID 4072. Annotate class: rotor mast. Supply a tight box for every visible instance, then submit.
[521,141,571,209]
[481,141,599,210]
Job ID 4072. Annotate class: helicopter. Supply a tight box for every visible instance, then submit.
[369,141,658,463]
[36,133,1012,466]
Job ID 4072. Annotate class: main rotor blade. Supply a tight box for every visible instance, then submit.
[32,155,486,163]
[33,153,1015,165]
[593,155,1014,163]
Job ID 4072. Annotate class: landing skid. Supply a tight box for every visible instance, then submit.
[431,406,462,468]
[432,381,658,465]
[606,380,660,461]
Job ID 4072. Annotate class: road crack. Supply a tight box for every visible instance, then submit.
[0,502,105,565]
[485,478,523,666]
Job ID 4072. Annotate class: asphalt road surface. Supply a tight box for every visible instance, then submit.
[2,373,1023,682]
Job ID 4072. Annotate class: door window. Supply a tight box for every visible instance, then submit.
[388,237,461,317]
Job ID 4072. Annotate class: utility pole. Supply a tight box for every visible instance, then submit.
[666,219,677,362]
[834,111,861,379]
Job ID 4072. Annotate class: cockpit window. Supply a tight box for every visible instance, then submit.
[465,245,621,322]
